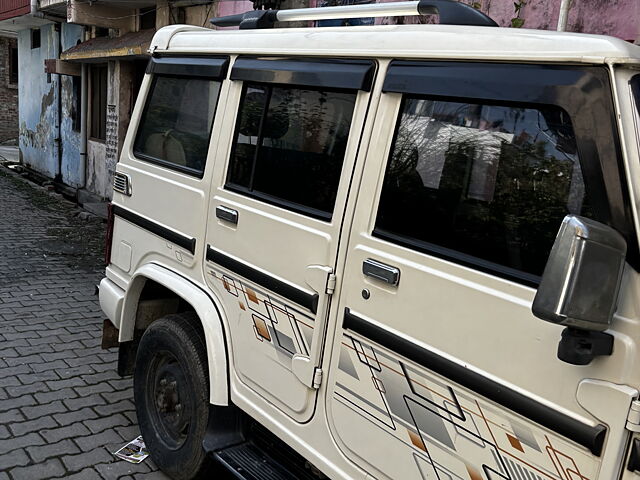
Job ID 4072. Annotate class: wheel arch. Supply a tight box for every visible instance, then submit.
[121,263,229,406]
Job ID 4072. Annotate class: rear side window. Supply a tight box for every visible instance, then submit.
[226,83,357,219]
[134,76,221,177]
[375,97,593,283]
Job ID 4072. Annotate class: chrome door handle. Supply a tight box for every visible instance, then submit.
[216,205,238,225]
[363,258,400,286]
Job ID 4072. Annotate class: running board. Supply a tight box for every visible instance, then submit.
[203,406,327,480]
[213,442,320,480]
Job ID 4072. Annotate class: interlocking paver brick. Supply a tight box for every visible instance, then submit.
[61,447,113,472]
[10,458,66,480]
[21,400,67,420]
[10,415,58,436]
[0,167,171,476]
[27,438,80,463]
[0,448,30,469]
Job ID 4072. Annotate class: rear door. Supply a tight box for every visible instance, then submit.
[327,61,640,480]
[204,57,375,422]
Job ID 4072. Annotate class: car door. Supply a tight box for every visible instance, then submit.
[203,57,375,422]
[326,61,640,480]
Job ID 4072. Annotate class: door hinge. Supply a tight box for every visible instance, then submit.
[626,399,640,432]
[312,367,323,389]
[326,273,337,295]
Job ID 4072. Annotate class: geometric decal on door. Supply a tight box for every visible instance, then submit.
[207,266,315,371]
[332,332,599,480]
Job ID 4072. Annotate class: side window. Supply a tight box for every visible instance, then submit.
[375,97,593,282]
[226,83,357,219]
[134,76,221,177]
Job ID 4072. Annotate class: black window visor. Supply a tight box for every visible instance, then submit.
[231,57,375,91]
[147,55,230,79]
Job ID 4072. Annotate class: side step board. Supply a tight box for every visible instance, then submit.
[203,405,327,480]
[213,442,320,480]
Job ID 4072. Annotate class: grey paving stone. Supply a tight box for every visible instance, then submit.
[61,447,113,472]
[55,467,103,480]
[34,387,78,403]
[27,438,80,463]
[21,400,68,420]
[0,432,45,455]
[10,415,58,437]
[10,458,66,480]
[53,406,99,426]
[74,429,124,453]
[95,460,152,479]
[42,421,91,444]
[0,448,30,469]
[84,414,130,434]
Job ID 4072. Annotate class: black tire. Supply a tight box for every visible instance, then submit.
[134,312,210,480]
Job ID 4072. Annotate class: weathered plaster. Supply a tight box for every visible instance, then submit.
[86,139,108,198]
[18,23,83,185]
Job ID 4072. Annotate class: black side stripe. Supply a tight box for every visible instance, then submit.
[342,308,607,457]
[206,246,319,314]
[113,205,196,255]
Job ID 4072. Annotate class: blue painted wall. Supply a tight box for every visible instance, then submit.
[18,23,84,186]
[60,23,84,187]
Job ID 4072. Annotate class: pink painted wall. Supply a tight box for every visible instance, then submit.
[480,0,639,41]
[214,0,640,42]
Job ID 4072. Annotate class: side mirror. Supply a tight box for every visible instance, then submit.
[532,215,626,364]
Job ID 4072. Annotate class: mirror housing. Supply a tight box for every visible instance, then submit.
[532,215,626,332]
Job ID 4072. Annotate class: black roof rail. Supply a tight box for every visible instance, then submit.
[210,0,498,30]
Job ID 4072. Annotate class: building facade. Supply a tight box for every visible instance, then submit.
[0,34,18,143]
[0,0,638,201]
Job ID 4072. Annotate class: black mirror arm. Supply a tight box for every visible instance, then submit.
[557,327,614,365]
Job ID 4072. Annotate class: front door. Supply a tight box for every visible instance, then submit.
[204,57,375,422]
[327,61,640,479]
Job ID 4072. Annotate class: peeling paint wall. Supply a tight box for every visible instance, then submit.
[85,59,139,200]
[18,24,58,179]
[60,23,84,187]
[18,23,83,184]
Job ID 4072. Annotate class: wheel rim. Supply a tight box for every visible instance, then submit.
[147,350,192,450]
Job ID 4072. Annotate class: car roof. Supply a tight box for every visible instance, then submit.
[151,24,640,65]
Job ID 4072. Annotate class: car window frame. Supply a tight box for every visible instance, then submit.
[372,61,637,286]
[224,81,360,221]
[132,56,229,179]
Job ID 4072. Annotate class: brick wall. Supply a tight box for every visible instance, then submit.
[0,36,18,143]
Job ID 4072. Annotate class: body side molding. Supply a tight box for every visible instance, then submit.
[206,246,319,314]
[342,308,607,456]
[113,205,196,254]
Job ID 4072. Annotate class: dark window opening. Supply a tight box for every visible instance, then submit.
[133,75,221,176]
[71,76,81,132]
[9,46,18,84]
[226,83,357,219]
[31,29,41,50]
[375,97,593,283]
[90,65,108,141]
[140,7,157,30]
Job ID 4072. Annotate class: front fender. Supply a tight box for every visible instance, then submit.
[121,263,229,406]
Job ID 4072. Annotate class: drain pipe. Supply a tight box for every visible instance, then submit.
[55,23,63,182]
[80,63,88,189]
[557,0,572,31]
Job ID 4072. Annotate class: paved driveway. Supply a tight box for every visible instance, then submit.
[0,168,169,479]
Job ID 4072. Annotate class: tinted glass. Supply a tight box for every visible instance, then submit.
[134,76,221,176]
[227,83,356,218]
[376,97,592,281]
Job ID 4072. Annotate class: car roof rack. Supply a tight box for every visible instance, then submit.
[210,0,498,30]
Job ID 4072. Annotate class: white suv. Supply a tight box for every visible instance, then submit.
[99,1,640,479]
